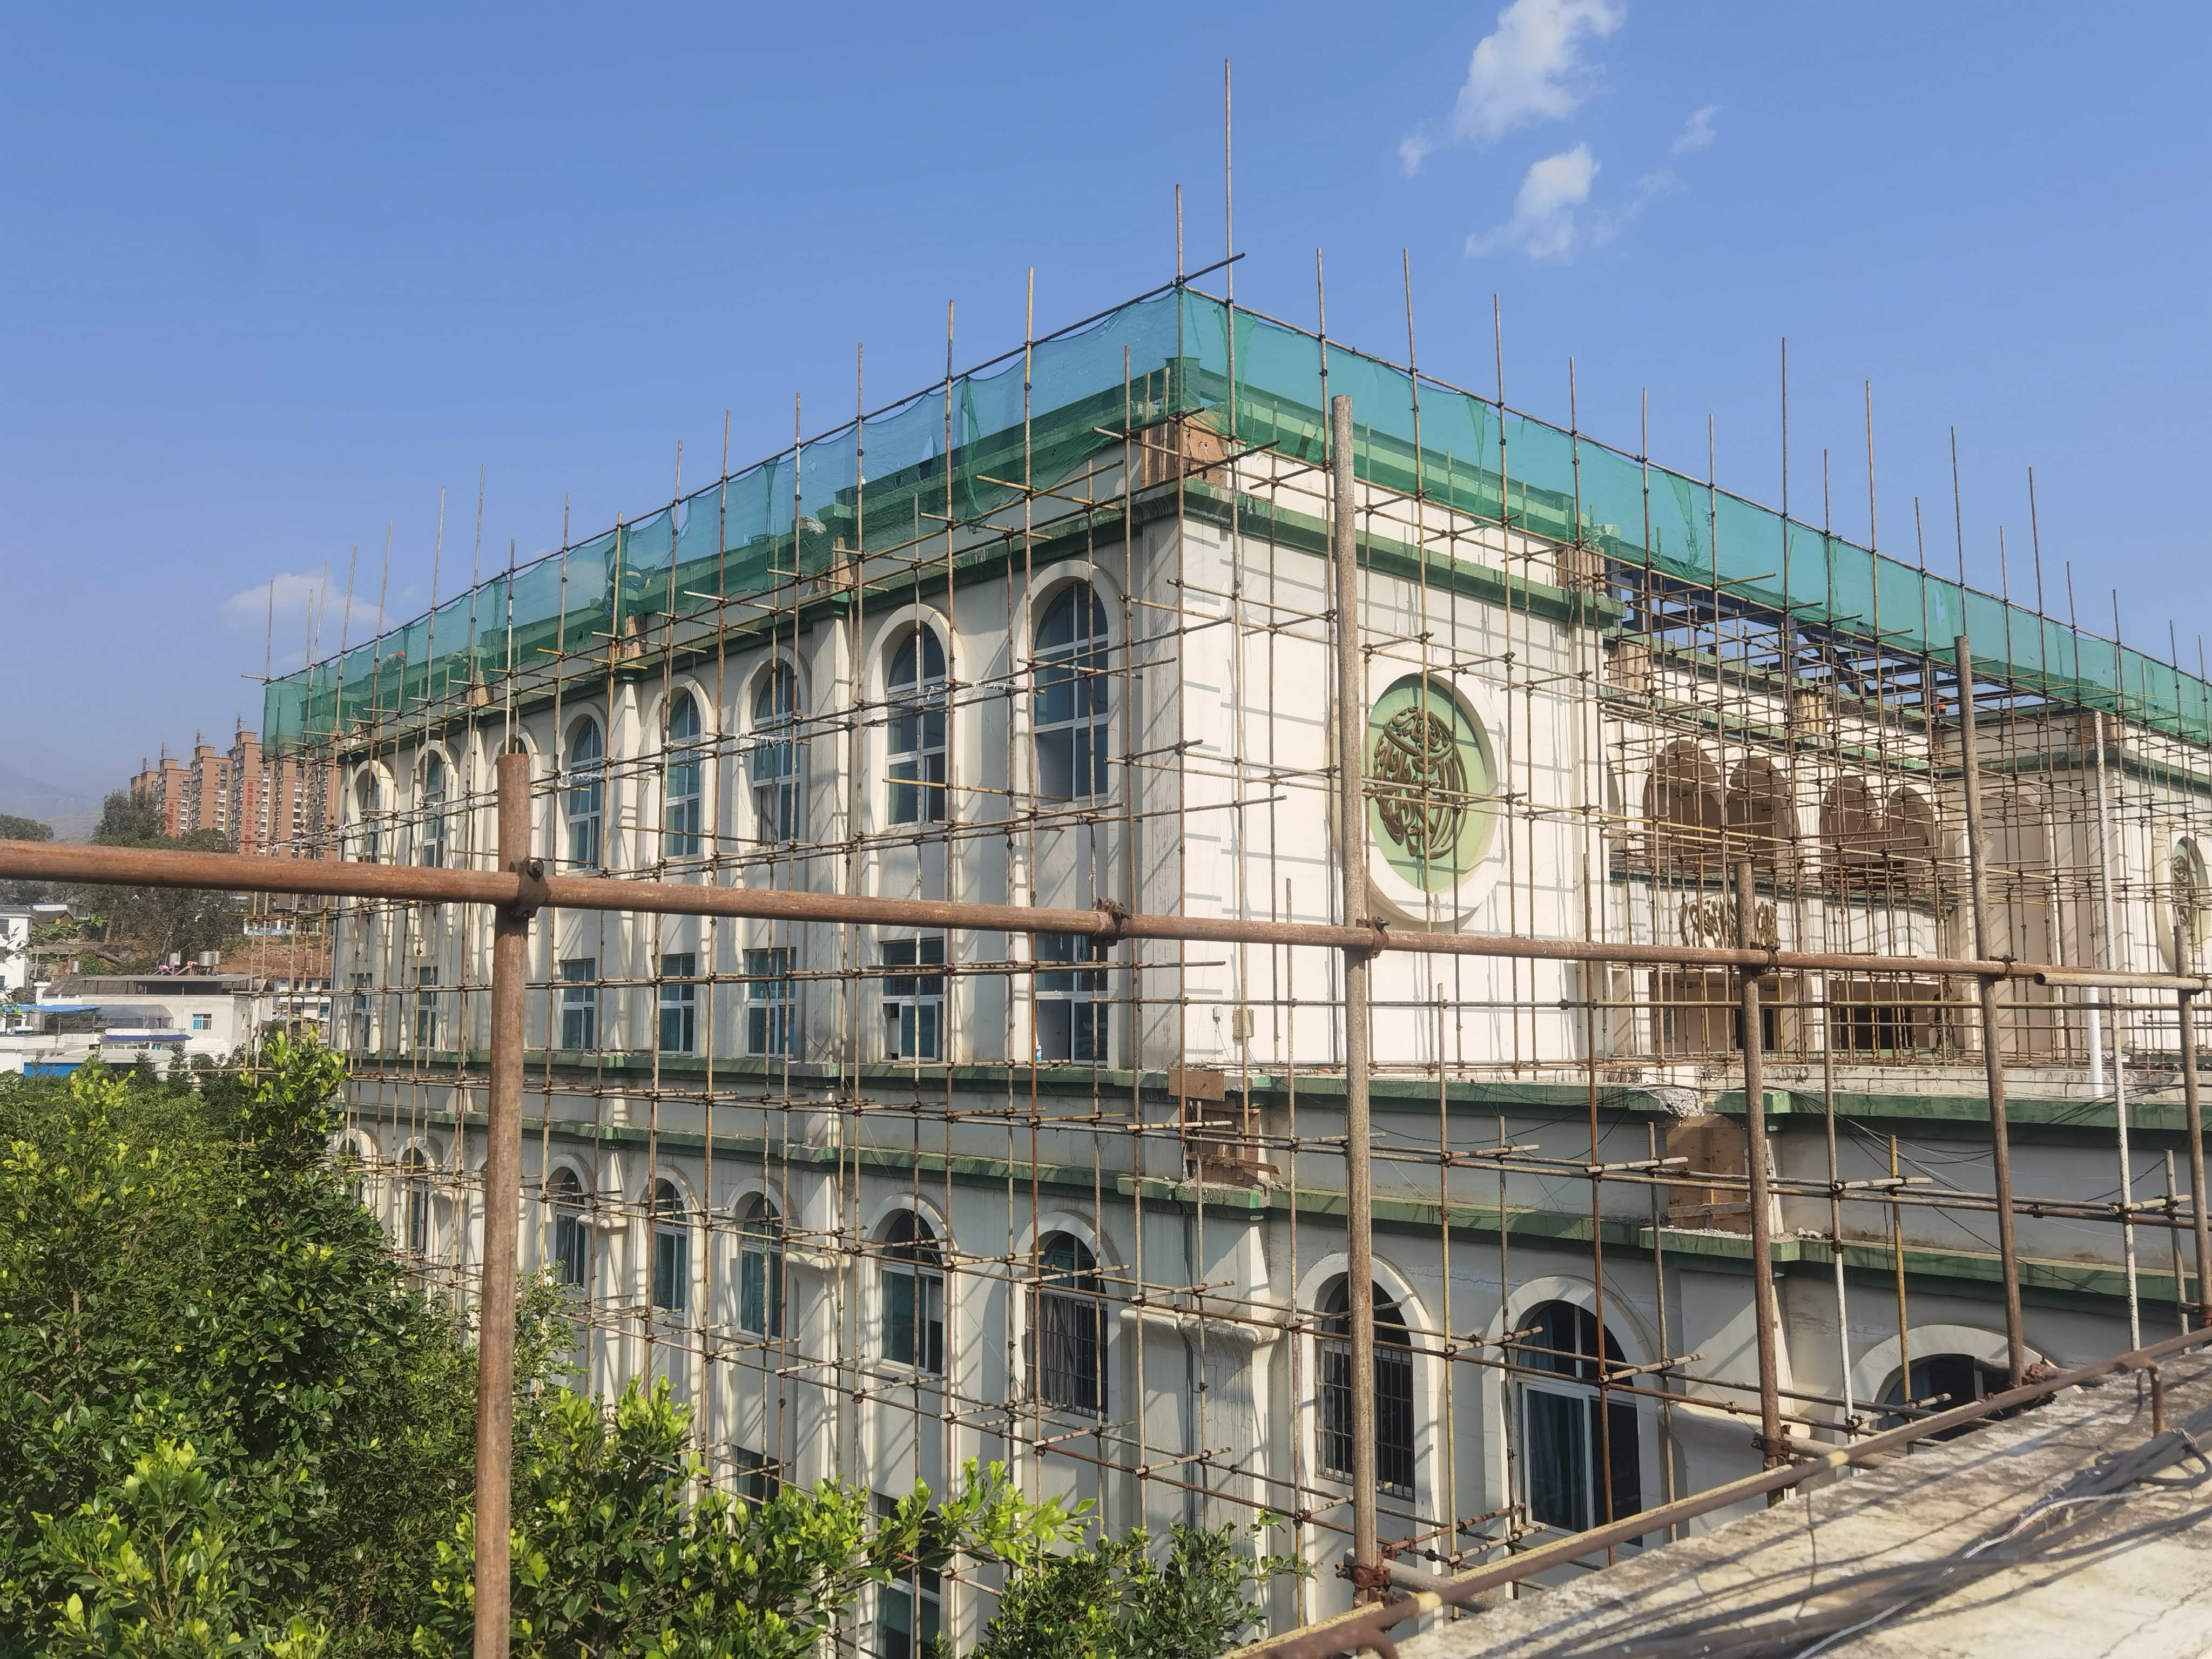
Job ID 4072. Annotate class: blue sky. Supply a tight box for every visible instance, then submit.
[5,2,2207,800]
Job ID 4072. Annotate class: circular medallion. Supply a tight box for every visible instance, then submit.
[1365,675,1496,899]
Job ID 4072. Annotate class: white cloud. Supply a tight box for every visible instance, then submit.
[1672,104,1718,154]
[1466,145,1600,260]
[219,570,385,664]
[1400,0,1625,173]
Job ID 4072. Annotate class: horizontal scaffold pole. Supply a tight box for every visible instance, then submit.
[4,837,2203,990]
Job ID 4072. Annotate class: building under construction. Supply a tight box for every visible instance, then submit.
[257,269,2212,1649]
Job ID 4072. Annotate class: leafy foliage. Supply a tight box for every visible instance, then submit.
[976,1519,1308,1659]
[0,1039,1303,1658]
[78,791,239,963]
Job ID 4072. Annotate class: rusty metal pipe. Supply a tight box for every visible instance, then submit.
[472,748,532,1659]
[10,836,2211,988]
[1954,635,2027,1385]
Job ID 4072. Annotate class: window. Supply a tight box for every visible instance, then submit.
[560,957,597,1050]
[418,752,448,867]
[746,947,796,1057]
[733,1445,780,1505]
[881,1211,945,1374]
[402,1149,431,1257]
[338,1138,368,1208]
[413,966,439,1050]
[1645,741,1721,875]
[547,1167,589,1287]
[882,937,945,1061]
[354,770,382,864]
[191,1013,213,1031]
[1723,755,1791,871]
[739,1195,785,1337]
[1034,933,1109,1063]
[1517,1300,1641,1536]
[1879,1352,2011,1441]
[565,719,605,870]
[664,692,704,858]
[751,665,802,843]
[1030,1232,1104,1414]
[874,1493,943,1659]
[659,953,697,1054]
[349,971,372,1052]
[651,1180,690,1313]
[1033,582,1111,801]
[1318,1278,1415,1499]
[886,625,947,825]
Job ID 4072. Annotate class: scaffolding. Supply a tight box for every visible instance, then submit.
[226,264,2212,1646]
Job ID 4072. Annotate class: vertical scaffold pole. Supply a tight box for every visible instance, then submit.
[1331,393,1379,1588]
[1734,860,1785,1489]
[2177,944,2211,1328]
[474,747,534,1659]
[1953,635,2027,1384]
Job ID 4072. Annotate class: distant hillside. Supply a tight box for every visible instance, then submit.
[0,763,100,841]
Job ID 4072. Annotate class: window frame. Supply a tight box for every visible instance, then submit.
[564,717,606,871]
[750,663,804,845]
[402,1149,433,1258]
[1317,1276,1417,1500]
[882,936,945,1062]
[1031,582,1112,802]
[559,956,598,1051]
[658,952,698,1055]
[650,1179,691,1314]
[663,690,705,859]
[738,1193,785,1338]
[885,624,948,826]
[880,1210,946,1375]
[546,1166,590,1288]
[745,945,797,1057]
[1513,1299,1643,1540]
[1033,932,1110,1064]
[1029,1231,1106,1415]
[416,752,449,867]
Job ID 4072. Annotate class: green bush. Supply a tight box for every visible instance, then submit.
[0,1040,1305,1657]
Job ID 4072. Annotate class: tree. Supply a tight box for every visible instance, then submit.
[412,1387,1082,1659]
[976,1519,1309,1659]
[0,813,57,906]
[76,791,238,963]
[0,1040,1105,1659]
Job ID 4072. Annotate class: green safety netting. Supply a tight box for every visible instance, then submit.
[263,289,2212,752]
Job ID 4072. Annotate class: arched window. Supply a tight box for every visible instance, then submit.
[1030,1232,1105,1414]
[1318,1278,1415,1499]
[1880,1352,2010,1441]
[417,753,448,868]
[336,1135,369,1208]
[1823,776,1936,900]
[738,1194,785,1337]
[664,692,703,858]
[1033,583,1110,801]
[651,1179,690,1313]
[881,1210,945,1374]
[1645,741,1722,874]
[886,625,947,825]
[751,665,802,844]
[402,1148,432,1257]
[354,770,383,864]
[1724,755,1792,869]
[1516,1300,1641,1535]
[564,718,605,871]
[547,1167,589,1289]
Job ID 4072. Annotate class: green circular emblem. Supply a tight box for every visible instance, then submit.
[1366,676,1494,893]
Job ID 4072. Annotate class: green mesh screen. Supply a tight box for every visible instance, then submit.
[264,288,2211,753]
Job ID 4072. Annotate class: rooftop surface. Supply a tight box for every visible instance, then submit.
[1401,1347,2212,1658]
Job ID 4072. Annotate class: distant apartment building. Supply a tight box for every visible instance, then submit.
[131,724,338,857]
